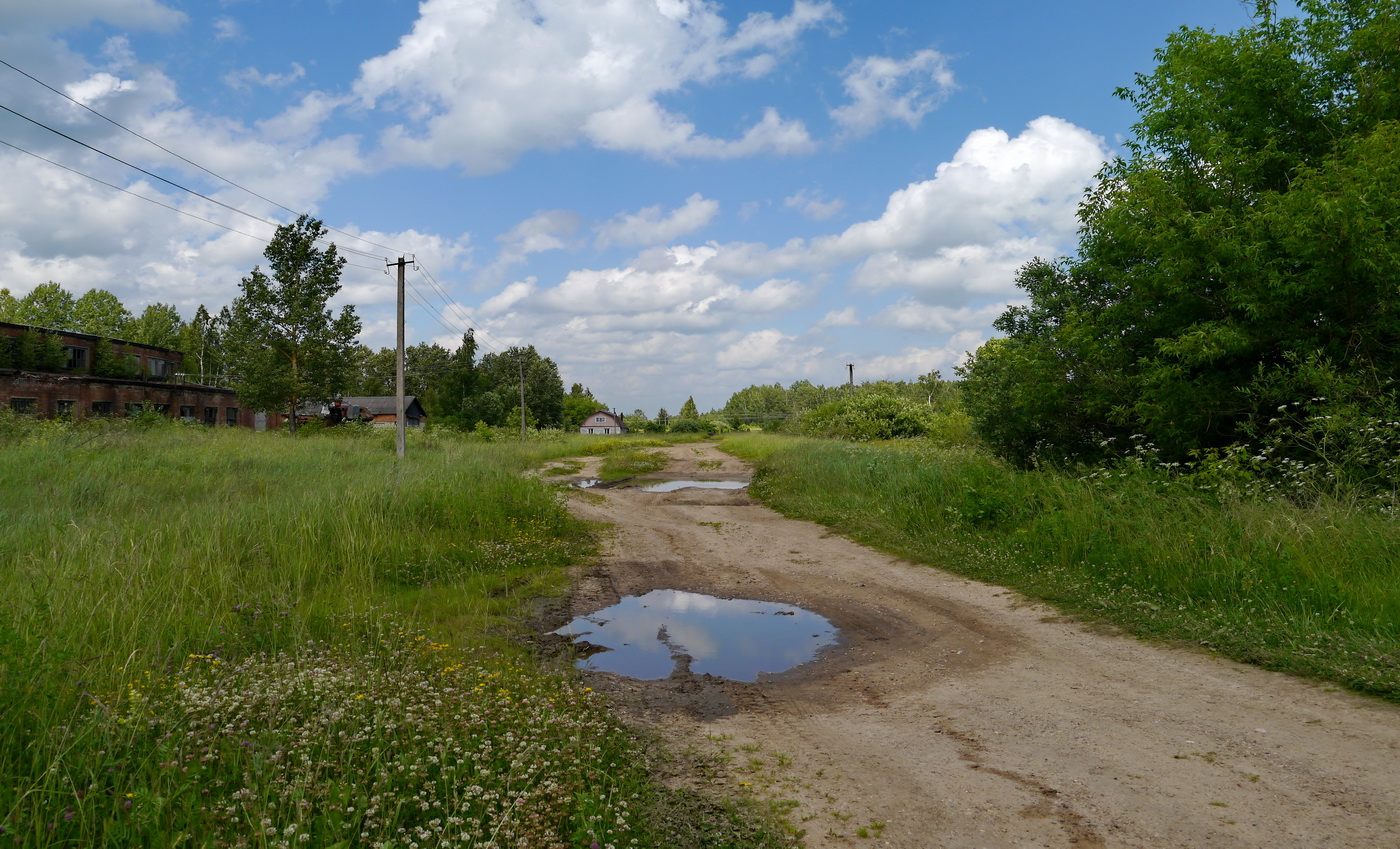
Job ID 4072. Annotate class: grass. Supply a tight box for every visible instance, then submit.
[722,433,1400,701]
[0,419,777,847]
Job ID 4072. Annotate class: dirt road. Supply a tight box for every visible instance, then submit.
[545,443,1400,848]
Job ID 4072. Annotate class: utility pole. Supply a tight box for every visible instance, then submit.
[517,352,527,441]
[390,256,408,459]
[847,362,855,394]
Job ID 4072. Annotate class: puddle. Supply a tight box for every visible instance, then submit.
[638,480,749,493]
[551,589,839,682]
[570,479,601,488]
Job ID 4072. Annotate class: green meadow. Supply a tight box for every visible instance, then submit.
[0,420,777,848]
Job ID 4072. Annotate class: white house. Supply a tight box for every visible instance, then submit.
[580,409,626,435]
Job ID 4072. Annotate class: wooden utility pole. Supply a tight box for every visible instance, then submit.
[391,256,408,459]
[847,362,855,394]
[518,353,527,441]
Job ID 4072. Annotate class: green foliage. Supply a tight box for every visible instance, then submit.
[124,302,184,349]
[678,396,700,419]
[11,329,66,372]
[562,382,605,429]
[962,0,1400,469]
[798,391,938,442]
[13,282,75,330]
[176,305,225,382]
[477,345,564,428]
[224,215,361,431]
[0,427,741,847]
[89,338,131,378]
[71,288,132,338]
[668,417,711,434]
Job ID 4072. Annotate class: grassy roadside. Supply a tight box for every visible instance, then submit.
[722,433,1400,702]
[0,421,780,847]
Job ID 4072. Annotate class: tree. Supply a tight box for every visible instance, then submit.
[0,288,18,322]
[177,305,226,382]
[224,215,361,433]
[678,396,700,419]
[960,0,1400,465]
[126,303,185,349]
[562,383,604,429]
[477,345,564,429]
[72,289,133,338]
[16,282,76,330]
[654,407,670,429]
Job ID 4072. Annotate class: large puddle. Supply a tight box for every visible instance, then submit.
[639,480,748,493]
[552,589,839,682]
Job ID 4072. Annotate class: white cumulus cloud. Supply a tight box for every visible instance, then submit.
[830,49,955,137]
[352,0,838,173]
[596,193,719,249]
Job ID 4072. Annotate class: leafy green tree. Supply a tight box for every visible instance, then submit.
[477,345,564,429]
[434,331,480,425]
[72,289,133,338]
[177,305,226,382]
[0,288,19,322]
[126,303,185,349]
[14,329,66,371]
[961,0,1400,465]
[224,215,361,433]
[16,282,76,329]
[627,409,652,432]
[562,383,604,429]
[678,396,700,419]
[654,407,670,429]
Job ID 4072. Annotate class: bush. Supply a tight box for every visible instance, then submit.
[798,392,937,441]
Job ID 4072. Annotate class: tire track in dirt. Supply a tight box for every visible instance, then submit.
[544,443,1400,848]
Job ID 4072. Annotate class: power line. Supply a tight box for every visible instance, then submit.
[0,136,275,244]
[0,99,388,263]
[0,57,409,258]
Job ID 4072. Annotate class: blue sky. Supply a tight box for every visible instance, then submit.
[0,0,1268,413]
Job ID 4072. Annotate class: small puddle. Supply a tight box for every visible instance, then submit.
[551,589,839,682]
[638,480,749,493]
[570,479,601,489]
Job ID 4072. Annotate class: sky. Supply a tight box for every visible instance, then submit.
[0,0,1270,413]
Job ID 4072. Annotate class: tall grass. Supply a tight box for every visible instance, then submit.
[0,421,775,847]
[723,433,1400,701]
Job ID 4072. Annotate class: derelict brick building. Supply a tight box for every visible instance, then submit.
[0,321,270,426]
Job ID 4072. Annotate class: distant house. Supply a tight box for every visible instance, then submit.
[580,409,626,435]
[341,395,427,427]
[0,320,277,427]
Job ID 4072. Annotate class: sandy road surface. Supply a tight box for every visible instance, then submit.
[543,443,1400,848]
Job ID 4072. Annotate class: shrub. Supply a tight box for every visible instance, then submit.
[799,392,937,441]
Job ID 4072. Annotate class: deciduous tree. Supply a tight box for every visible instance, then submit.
[224,215,361,433]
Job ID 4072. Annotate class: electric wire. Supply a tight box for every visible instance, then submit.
[0,99,389,263]
[0,57,410,257]
[1,72,515,358]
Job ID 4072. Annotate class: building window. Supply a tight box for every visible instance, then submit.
[91,401,113,416]
[10,397,37,414]
[226,407,238,426]
[126,402,144,416]
[55,399,75,416]
[595,416,605,422]
[204,406,217,425]
[179,405,195,419]
[148,358,172,379]
[64,346,88,371]
[586,428,594,434]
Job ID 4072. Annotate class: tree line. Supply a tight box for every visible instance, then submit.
[0,216,586,431]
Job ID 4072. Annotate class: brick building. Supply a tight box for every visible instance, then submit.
[0,321,278,427]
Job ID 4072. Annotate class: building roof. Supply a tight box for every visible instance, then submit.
[0,320,184,357]
[341,396,425,416]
